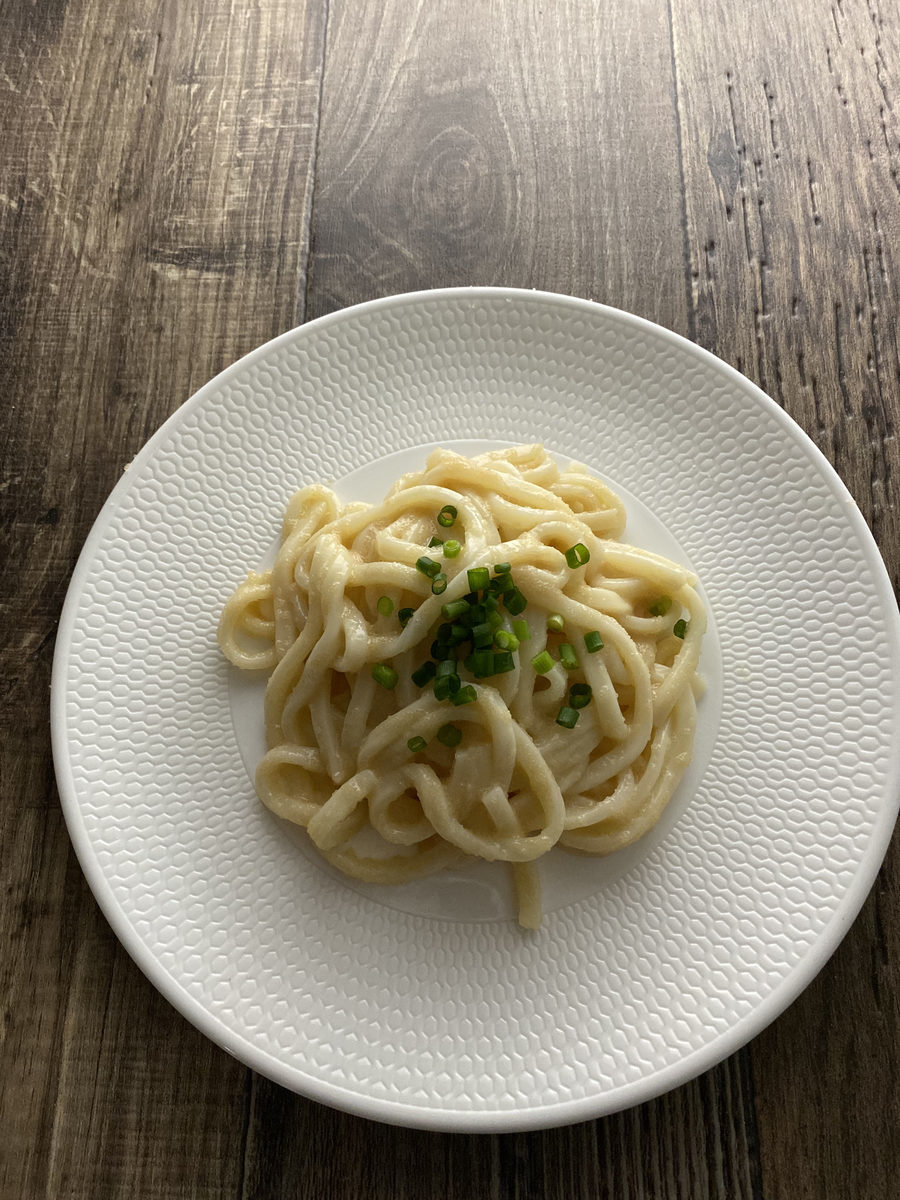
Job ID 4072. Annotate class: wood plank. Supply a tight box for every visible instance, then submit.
[0,0,327,1196]
[240,0,762,1193]
[671,0,899,584]
[304,0,692,334]
[239,1051,759,1200]
[670,1,900,1197]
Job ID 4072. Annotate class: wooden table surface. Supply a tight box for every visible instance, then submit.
[2,1,898,1196]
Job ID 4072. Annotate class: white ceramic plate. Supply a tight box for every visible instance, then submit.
[52,288,900,1132]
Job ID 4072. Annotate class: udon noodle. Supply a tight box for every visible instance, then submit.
[218,445,705,927]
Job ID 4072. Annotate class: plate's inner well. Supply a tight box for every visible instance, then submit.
[228,440,725,923]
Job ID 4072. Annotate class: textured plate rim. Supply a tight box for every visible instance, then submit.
[51,286,900,1132]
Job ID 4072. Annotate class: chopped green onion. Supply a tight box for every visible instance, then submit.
[468,603,486,624]
[649,595,672,616]
[546,613,564,633]
[673,618,688,639]
[436,722,462,747]
[431,573,448,595]
[441,598,470,621]
[487,610,503,631]
[584,630,604,653]
[569,683,592,709]
[556,706,580,729]
[451,685,477,706]
[450,623,468,643]
[434,673,460,701]
[437,505,458,528]
[376,595,394,617]
[564,543,590,568]
[416,556,441,579]
[493,562,511,575]
[431,640,456,660]
[412,661,437,687]
[493,650,515,674]
[559,643,579,670]
[398,607,415,628]
[371,663,398,689]
[472,622,493,648]
[488,575,508,593]
[467,566,490,592]
[470,649,494,678]
[531,650,555,675]
[513,619,530,642]
[494,630,519,652]
[427,535,444,549]
[435,622,454,643]
[407,736,427,753]
[436,659,457,678]
[484,592,500,612]
[504,587,527,615]
[443,539,461,558]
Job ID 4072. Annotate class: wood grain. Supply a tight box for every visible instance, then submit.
[667,4,900,1195]
[0,0,326,1197]
[1,0,898,1196]
[305,0,692,331]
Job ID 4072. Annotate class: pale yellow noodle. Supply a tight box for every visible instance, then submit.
[217,445,705,927]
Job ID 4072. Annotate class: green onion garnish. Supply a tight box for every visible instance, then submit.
[376,595,394,617]
[437,505,457,528]
[472,622,493,648]
[564,543,590,568]
[487,610,503,631]
[431,640,456,660]
[546,613,564,633]
[436,722,462,747]
[513,619,530,642]
[493,562,511,575]
[407,736,427,753]
[649,595,672,616]
[416,556,441,579]
[441,598,470,621]
[371,663,398,689]
[494,630,519,652]
[569,683,592,709]
[450,623,468,643]
[471,649,494,678]
[451,685,477,706]
[556,705,580,729]
[493,650,515,674]
[434,673,460,701]
[584,630,604,653]
[398,607,415,628]
[411,661,437,687]
[443,539,461,558]
[427,535,444,549]
[673,618,688,639]
[436,659,457,678]
[484,592,500,612]
[504,588,527,615]
[431,573,448,595]
[467,566,490,592]
[559,643,579,670]
[531,650,554,674]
